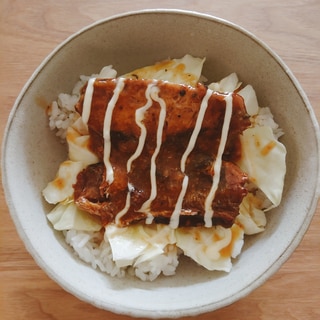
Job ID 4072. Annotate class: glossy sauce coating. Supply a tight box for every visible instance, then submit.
[74,78,250,228]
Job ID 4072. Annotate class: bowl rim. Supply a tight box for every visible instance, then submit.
[2,8,320,318]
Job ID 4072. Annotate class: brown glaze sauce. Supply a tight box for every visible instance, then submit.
[73,78,250,228]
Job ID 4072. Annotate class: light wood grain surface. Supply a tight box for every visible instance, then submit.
[1,1,319,319]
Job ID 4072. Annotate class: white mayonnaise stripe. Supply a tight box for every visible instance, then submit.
[204,93,233,227]
[180,88,214,172]
[82,77,96,128]
[115,191,132,225]
[115,83,155,224]
[170,88,213,228]
[126,83,155,172]
[139,86,167,224]
[103,78,126,184]
[169,175,189,228]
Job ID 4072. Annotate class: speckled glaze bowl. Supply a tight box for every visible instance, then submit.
[2,9,319,318]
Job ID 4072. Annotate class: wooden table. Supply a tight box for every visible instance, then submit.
[1,1,319,319]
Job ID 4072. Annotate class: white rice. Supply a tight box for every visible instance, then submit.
[47,75,92,140]
[48,96,78,139]
[252,107,284,139]
[63,229,179,281]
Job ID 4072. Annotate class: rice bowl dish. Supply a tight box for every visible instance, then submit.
[43,54,286,281]
[2,9,319,318]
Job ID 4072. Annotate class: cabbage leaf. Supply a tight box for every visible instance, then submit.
[105,224,176,268]
[122,54,205,86]
[238,126,286,207]
[175,224,244,272]
[42,160,86,204]
[47,202,101,231]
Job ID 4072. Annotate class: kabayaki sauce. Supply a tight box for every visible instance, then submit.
[73,78,251,229]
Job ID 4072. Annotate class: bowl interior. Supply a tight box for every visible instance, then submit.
[2,10,319,318]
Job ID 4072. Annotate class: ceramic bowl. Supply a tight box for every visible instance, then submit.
[2,9,319,318]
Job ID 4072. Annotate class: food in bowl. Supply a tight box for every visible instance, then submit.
[42,54,286,281]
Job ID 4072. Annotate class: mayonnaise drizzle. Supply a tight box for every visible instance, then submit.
[169,175,189,228]
[115,183,134,225]
[82,77,235,229]
[204,93,233,227]
[170,88,213,228]
[115,83,155,225]
[103,78,126,184]
[126,83,155,172]
[82,77,96,128]
[139,86,167,224]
